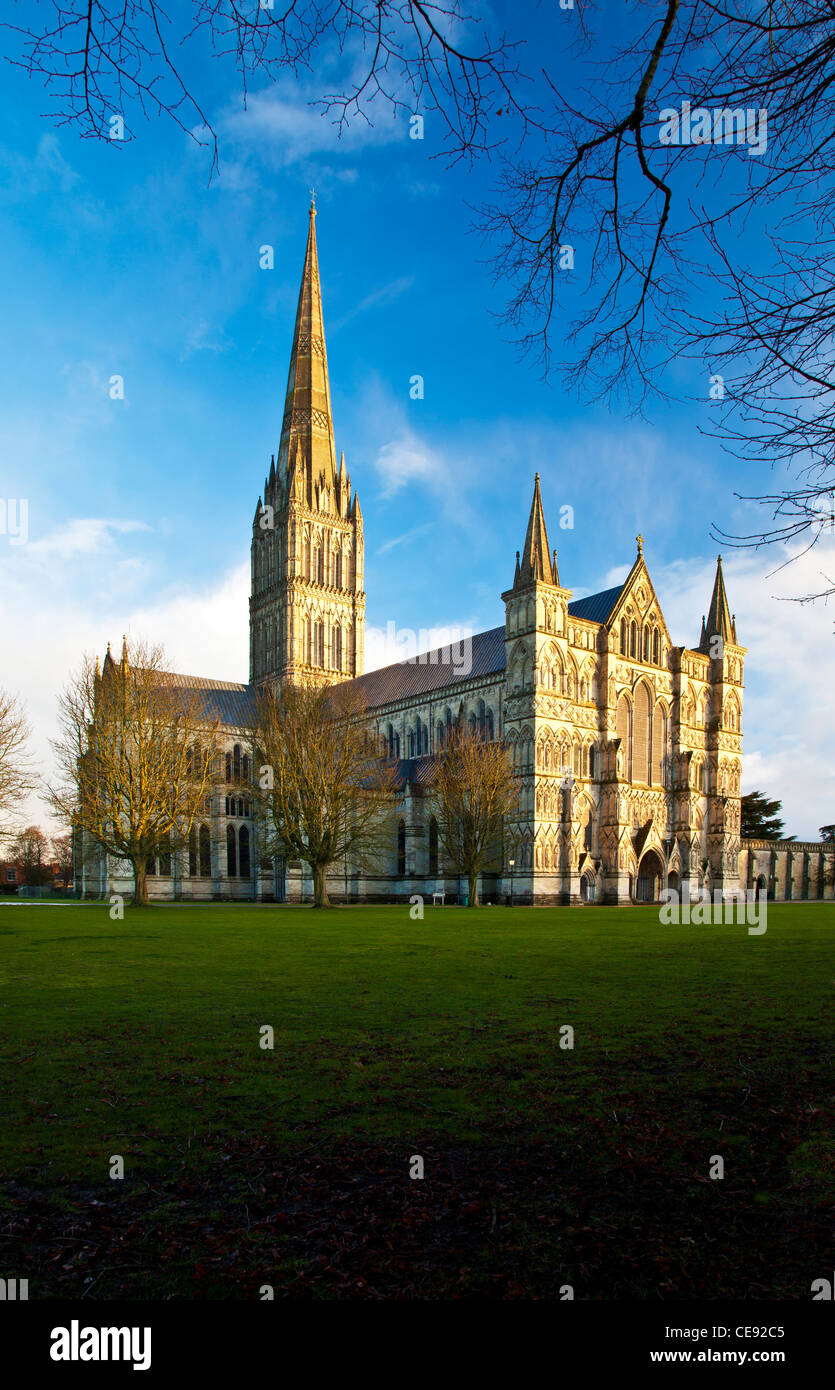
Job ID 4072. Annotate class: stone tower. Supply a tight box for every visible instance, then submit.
[249,199,365,687]
[501,475,578,898]
[699,555,745,894]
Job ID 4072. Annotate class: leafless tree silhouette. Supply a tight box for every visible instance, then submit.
[6,1,835,598]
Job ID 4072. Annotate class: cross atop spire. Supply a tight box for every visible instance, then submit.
[515,474,557,588]
[277,200,338,498]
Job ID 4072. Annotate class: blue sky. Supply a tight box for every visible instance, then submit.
[0,4,832,838]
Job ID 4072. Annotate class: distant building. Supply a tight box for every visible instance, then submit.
[0,861,20,894]
[77,204,833,905]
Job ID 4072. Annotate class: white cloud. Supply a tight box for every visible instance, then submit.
[330,275,414,334]
[365,618,479,672]
[375,432,448,498]
[35,133,81,193]
[127,565,250,680]
[26,518,150,562]
[0,133,80,202]
[376,521,434,555]
[0,523,249,837]
[652,542,835,842]
[181,320,235,358]
[217,84,405,168]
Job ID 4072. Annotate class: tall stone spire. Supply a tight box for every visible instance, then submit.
[701,555,736,650]
[250,200,365,688]
[515,473,556,587]
[277,196,338,498]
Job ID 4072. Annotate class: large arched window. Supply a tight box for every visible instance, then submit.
[226,823,237,877]
[652,627,660,665]
[616,694,632,779]
[620,617,628,654]
[643,625,650,662]
[633,682,651,783]
[397,819,406,875]
[332,624,342,671]
[199,824,211,878]
[429,816,439,875]
[652,703,666,785]
[630,621,637,658]
[239,825,251,878]
[233,744,242,781]
[335,549,343,589]
[225,751,232,782]
[242,753,249,783]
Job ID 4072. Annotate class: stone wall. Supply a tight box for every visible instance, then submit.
[738,841,835,901]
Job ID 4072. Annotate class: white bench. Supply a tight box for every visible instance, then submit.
[432,891,446,906]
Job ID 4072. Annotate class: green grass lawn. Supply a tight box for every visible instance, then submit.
[1,899,833,1299]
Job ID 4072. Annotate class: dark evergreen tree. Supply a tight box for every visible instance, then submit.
[741,792,791,840]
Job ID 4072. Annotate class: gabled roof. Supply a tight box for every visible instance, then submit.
[159,672,256,728]
[152,627,507,730]
[347,625,506,711]
[568,584,624,625]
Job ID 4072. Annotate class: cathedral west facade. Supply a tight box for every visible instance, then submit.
[78,202,834,906]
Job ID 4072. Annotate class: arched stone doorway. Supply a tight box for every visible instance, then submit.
[636,849,664,903]
[755,873,768,900]
[580,872,596,903]
[668,871,680,895]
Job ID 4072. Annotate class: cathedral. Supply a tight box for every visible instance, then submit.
[78,202,833,906]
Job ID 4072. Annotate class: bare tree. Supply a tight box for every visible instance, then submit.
[50,638,219,906]
[481,1,835,597]
[8,824,52,887]
[0,688,36,833]
[252,681,397,908]
[1,1,527,176]
[8,3,835,593]
[51,831,74,889]
[429,720,517,907]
